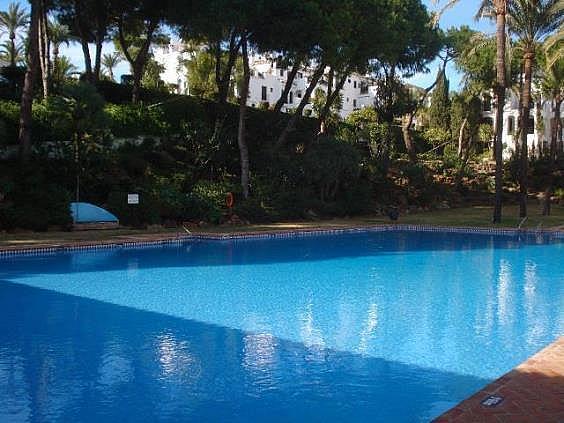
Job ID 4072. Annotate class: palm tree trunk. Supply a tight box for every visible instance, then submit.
[492,0,507,224]
[9,33,16,67]
[18,0,39,160]
[237,33,251,199]
[550,96,561,161]
[519,50,534,218]
[37,0,50,98]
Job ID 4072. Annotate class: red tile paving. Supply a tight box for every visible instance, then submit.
[434,337,564,423]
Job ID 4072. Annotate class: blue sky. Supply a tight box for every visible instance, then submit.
[0,0,495,90]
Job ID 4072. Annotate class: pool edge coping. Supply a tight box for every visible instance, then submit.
[0,223,562,256]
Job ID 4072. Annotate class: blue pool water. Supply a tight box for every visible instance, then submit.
[0,230,562,422]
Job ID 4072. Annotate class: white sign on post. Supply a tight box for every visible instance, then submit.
[127,193,139,205]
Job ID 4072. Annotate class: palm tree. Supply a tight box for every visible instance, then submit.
[52,55,77,85]
[48,20,71,74]
[18,0,38,160]
[101,52,122,81]
[0,2,29,67]
[0,39,24,65]
[507,0,563,217]
[542,31,563,161]
[435,0,509,223]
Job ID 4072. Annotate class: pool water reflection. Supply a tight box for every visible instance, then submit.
[0,230,562,422]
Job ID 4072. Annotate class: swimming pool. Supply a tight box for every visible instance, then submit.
[1,229,562,422]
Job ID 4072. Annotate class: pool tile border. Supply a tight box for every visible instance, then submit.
[0,224,562,257]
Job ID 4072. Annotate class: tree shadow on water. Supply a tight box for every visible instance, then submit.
[0,281,492,423]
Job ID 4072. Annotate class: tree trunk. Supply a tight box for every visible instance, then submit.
[74,0,92,81]
[94,34,104,81]
[276,62,325,149]
[237,34,251,199]
[319,72,347,134]
[492,0,507,224]
[37,0,50,98]
[210,33,241,143]
[550,96,561,161]
[117,17,157,103]
[273,60,301,113]
[132,64,143,104]
[457,117,468,158]
[9,33,16,67]
[519,50,534,218]
[217,32,239,106]
[535,99,543,157]
[401,114,417,162]
[18,0,39,160]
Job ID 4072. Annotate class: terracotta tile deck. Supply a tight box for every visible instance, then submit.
[434,337,564,423]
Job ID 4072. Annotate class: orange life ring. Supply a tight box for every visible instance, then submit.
[226,192,234,208]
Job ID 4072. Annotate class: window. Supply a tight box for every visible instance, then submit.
[270,87,273,92]
[280,69,284,77]
[507,116,515,134]
[261,86,267,101]
[482,95,492,112]
[297,91,302,98]
[348,79,351,84]
[353,99,357,108]
[298,72,303,79]
[354,81,357,89]
[346,97,349,102]
[360,82,369,94]
[289,91,293,104]
[527,117,534,134]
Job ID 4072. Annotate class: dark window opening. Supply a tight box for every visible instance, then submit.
[507,116,515,134]
[527,117,534,134]
[261,86,267,101]
[482,95,492,112]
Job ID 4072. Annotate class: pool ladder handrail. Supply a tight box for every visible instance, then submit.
[517,216,528,230]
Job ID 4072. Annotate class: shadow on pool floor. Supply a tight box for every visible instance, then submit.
[0,281,490,423]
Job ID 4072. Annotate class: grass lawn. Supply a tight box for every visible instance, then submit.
[1,203,562,250]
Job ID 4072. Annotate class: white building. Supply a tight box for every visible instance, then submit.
[154,44,379,119]
[481,90,563,158]
[152,42,192,95]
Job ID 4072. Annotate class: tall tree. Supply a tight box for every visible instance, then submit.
[113,0,168,102]
[18,0,39,160]
[54,0,113,82]
[429,71,451,132]
[0,2,29,67]
[101,51,122,81]
[436,0,510,223]
[508,0,563,218]
[0,39,25,65]
[37,0,49,97]
[49,20,71,76]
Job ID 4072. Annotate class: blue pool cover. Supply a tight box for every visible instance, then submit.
[70,202,118,223]
[0,230,562,422]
